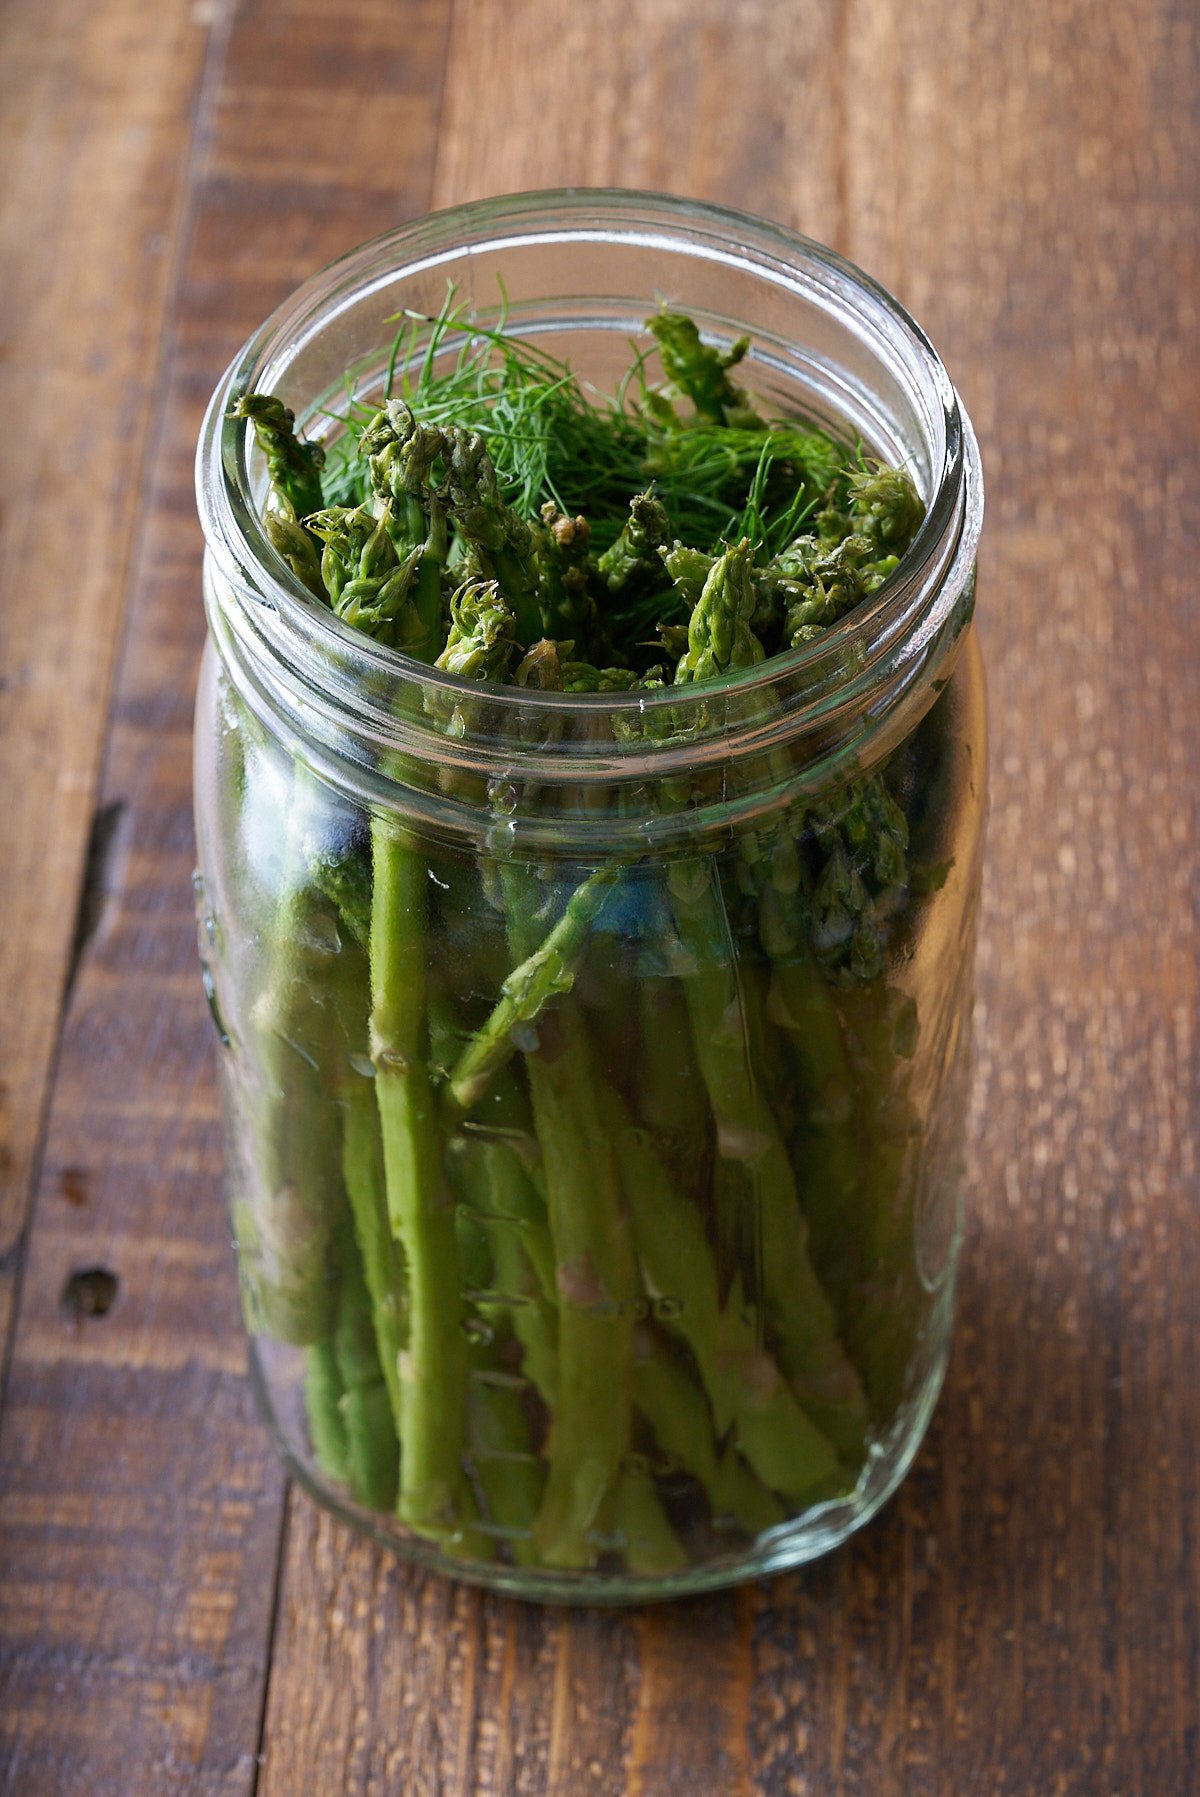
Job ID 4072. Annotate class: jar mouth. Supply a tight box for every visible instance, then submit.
[197,188,982,830]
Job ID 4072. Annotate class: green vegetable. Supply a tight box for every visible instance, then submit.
[234,392,326,521]
[225,294,947,1578]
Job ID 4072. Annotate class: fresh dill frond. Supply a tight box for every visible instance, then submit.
[313,286,860,556]
[272,283,923,680]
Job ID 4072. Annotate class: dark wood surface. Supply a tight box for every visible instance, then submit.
[1,2,1196,1791]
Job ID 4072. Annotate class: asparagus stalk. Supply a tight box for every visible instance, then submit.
[535,502,597,644]
[449,1128,560,1410]
[419,512,648,1566]
[233,392,326,521]
[229,402,410,1491]
[298,431,494,1548]
[447,863,620,1110]
[304,1342,349,1486]
[369,819,477,1540]
[609,1466,689,1576]
[630,1328,784,1536]
[630,974,713,1195]
[431,990,561,1405]
[714,1275,845,1501]
[472,918,639,1570]
[339,1074,405,1432]
[644,312,759,430]
[747,772,931,1422]
[672,536,763,682]
[665,837,869,1459]
[358,402,448,657]
[447,1159,545,1561]
[328,1214,401,1510]
[465,1348,545,1564]
[264,511,325,597]
[509,929,639,1570]
[302,1212,400,1511]
[599,1072,847,1497]
[660,540,871,1457]
[288,806,411,1439]
[238,768,346,1346]
[597,490,672,594]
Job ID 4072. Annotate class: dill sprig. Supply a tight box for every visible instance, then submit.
[279,287,926,679]
[317,287,857,562]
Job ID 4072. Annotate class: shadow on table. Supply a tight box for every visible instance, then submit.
[595,1214,1135,1784]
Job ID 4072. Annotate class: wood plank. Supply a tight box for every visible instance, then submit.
[0,0,216,1264]
[257,1503,641,1796]
[0,1,454,1791]
[432,0,849,242]
[0,550,287,1794]
[626,1593,756,1796]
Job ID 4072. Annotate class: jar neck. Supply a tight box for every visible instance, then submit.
[197,191,983,852]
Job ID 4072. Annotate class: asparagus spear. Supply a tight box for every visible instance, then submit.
[218,404,352,1349]
[304,1342,349,1486]
[339,1073,405,1433]
[430,990,560,1394]
[447,1126,559,1406]
[629,974,713,1195]
[499,882,640,1569]
[598,1078,847,1498]
[287,804,410,1439]
[233,392,326,521]
[447,862,620,1110]
[326,1212,401,1509]
[368,817,478,1540]
[236,761,350,1351]
[424,564,646,1567]
[305,503,426,651]
[490,788,646,1562]
[672,536,763,682]
[364,402,544,648]
[609,1464,689,1576]
[644,312,759,430]
[299,432,518,1547]
[263,511,326,598]
[848,460,926,555]
[631,1330,785,1537]
[597,490,672,595]
[535,502,597,645]
[226,404,412,1513]
[643,540,870,1458]
[465,1350,545,1564]
[302,1216,404,1513]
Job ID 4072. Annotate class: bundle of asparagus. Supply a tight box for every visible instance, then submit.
[221,298,959,1578]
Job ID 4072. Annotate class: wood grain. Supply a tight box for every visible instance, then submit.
[432,0,850,244]
[257,1507,642,1796]
[627,1595,756,1793]
[0,0,1196,1792]
[0,0,452,1791]
[0,0,215,1267]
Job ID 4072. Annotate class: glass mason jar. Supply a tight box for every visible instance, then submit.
[194,191,985,1601]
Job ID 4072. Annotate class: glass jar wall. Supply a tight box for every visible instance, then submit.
[194,191,985,1600]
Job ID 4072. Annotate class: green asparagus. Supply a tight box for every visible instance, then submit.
[221,292,966,1585]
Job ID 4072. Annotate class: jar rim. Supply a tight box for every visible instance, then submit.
[196,188,982,826]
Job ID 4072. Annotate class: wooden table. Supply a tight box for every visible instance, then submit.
[1,2,1196,1790]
